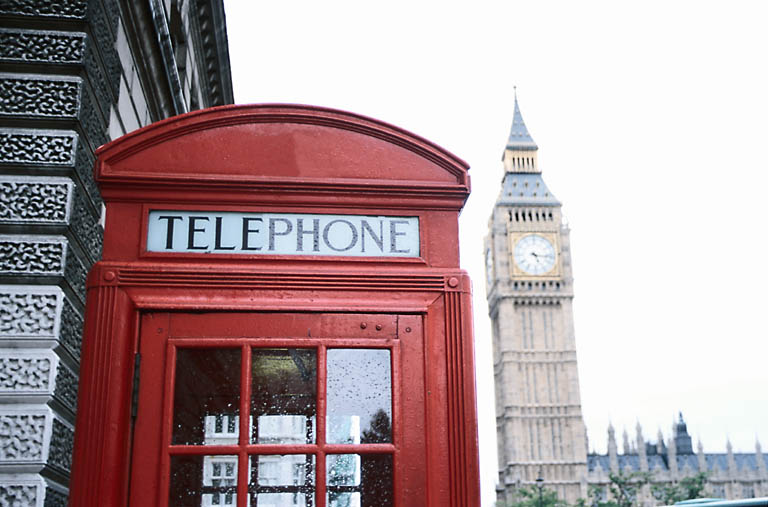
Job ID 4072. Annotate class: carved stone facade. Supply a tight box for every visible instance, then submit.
[487,97,588,505]
[0,0,232,503]
[590,415,768,504]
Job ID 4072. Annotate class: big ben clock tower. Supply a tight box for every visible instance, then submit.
[486,94,588,504]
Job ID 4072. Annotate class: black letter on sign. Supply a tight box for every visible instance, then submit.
[389,220,410,254]
[296,218,320,252]
[242,217,263,251]
[360,219,384,254]
[214,217,236,250]
[268,218,293,251]
[157,215,183,249]
[187,216,209,250]
[323,219,358,252]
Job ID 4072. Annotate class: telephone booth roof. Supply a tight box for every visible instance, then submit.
[94,103,470,208]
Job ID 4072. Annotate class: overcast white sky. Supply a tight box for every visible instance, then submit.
[224,1,768,504]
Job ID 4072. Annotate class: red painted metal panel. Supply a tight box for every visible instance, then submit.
[69,105,479,506]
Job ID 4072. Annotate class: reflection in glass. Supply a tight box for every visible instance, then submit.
[249,454,315,506]
[169,455,237,506]
[326,454,393,507]
[251,349,317,444]
[173,348,240,445]
[327,349,391,444]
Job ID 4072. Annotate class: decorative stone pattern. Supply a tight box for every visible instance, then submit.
[0,291,57,337]
[73,138,101,212]
[53,364,77,413]
[0,30,114,126]
[0,130,77,166]
[0,0,87,19]
[0,238,65,276]
[83,38,114,114]
[44,488,67,507]
[0,178,71,224]
[58,297,82,363]
[0,414,45,461]
[86,0,120,97]
[62,247,87,302]
[47,419,72,473]
[0,29,86,64]
[0,75,80,118]
[0,358,51,392]
[78,88,107,150]
[0,484,37,506]
[70,190,102,263]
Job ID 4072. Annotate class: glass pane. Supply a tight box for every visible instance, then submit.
[327,349,391,444]
[169,455,238,506]
[249,454,315,506]
[173,348,240,445]
[251,349,317,444]
[326,454,393,507]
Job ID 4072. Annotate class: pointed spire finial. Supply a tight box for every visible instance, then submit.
[505,90,538,152]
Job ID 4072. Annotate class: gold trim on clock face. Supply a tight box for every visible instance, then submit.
[509,232,560,278]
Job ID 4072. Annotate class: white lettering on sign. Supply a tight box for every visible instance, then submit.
[146,211,420,257]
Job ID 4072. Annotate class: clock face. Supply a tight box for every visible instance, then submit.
[513,234,556,275]
[485,248,494,286]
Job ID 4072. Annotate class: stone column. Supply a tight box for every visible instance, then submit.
[0,1,119,504]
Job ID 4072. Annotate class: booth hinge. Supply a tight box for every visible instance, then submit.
[131,352,141,421]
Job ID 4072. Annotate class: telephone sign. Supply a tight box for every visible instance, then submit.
[147,210,420,256]
[69,105,480,507]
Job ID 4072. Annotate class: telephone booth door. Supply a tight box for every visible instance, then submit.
[130,312,425,507]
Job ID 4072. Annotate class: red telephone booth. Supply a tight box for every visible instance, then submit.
[69,105,479,506]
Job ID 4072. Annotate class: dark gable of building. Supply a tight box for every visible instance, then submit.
[0,1,232,503]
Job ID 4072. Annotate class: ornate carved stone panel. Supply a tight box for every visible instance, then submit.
[43,487,67,507]
[0,483,38,506]
[69,188,102,263]
[0,74,81,118]
[73,137,101,213]
[52,362,77,414]
[0,413,45,462]
[85,0,120,97]
[0,286,83,362]
[0,177,72,225]
[0,237,88,302]
[78,87,108,151]
[0,0,87,19]
[47,418,73,473]
[0,129,77,167]
[0,478,62,507]
[0,288,58,339]
[0,29,86,64]
[0,354,54,394]
[0,237,65,276]
[57,296,82,363]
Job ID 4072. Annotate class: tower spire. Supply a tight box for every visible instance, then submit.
[503,90,540,173]
[506,91,538,151]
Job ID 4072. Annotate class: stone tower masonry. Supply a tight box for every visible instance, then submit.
[486,93,588,505]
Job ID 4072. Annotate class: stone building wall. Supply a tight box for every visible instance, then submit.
[0,1,232,504]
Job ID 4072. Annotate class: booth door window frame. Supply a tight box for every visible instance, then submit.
[129,312,423,507]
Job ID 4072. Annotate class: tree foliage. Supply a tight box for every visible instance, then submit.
[500,485,568,507]
[587,471,651,507]
[651,473,708,505]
